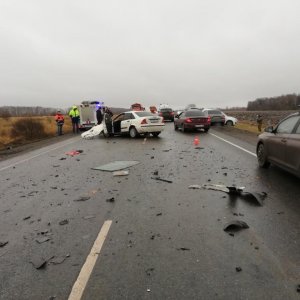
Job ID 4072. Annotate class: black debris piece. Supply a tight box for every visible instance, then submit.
[151,156,154,159]
[106,197,115,202]
[83,215,95,220]
[0,241,8,248]
[156,213,162,216]
[153,170,159,176]
[145,268,155,276]
[23,216,31,220]
[50,255,69,265]
[36,237,51,244]
[151,177,173,183]
[150,235,155,240]
[59,219,69,226]
[74,196,91,202]
[177,247,190,251]
[76,150,84,153]
[194,147,204,150]
[297,284,300,293]
[162,150,170,152]
[229,233,235,237]
[223,173,228,176]
[223,220,249,232]
[48,296,56,300]
[277,212,284,215]
[255,246,259,250]
[59,157,66,160]
[236,267,242,272]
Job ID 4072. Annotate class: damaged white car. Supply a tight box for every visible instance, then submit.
[82,111,165,139]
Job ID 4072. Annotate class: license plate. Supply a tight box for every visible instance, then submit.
[195,125,204,127]
[150,119,159,123]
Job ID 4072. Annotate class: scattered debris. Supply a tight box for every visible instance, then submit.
[194,147,204,150]
[92,161,140,172]
[74,196,91,202]
[83,215,96,220]
[23,216,31,220]
[59,219,69,226]
[224,221,249,232]
[236,267,242,272]
[113,170,129,176]
[297,284,300,293]
[66,150,81,156]
[188,185,201,189]
[50,254,70,265]
[156,213,162,216]
[0,241,8,248]
[30,256,54,269]
[153,170,159,176]
[36,237,51,244]
[106,197,115,203]
[229,233,235,237]
[145,268,155,276]
[151,177,173,183]
[147,288,151,292]
[59,157,66,160]
[176,247,190,251]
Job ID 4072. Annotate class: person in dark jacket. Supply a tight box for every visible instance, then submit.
[104,107,113,134]
[96,107,103,125]
[257,114,263,132]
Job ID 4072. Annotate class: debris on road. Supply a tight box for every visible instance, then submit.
[145,268,155,276]
[83,215,96,220]
[147,288,151,292]
[151,177,173,183]
[59,157,66,160]
[224,221,249,232]
[188,185,201,189]
[23,216,31,220]
[30,256,54,269]
[74,196,91,202]
[65,150,81,156]
[236,267,242,272]
[297,284,300,293]
[0,241,8,248]
[156,213,162,216]
[50,254,70,265]
[92,161,140,172]
[176,247,190,251]
[113,170,129,176]
[36,237,51,244]
[106,197,115,203]
[59,219,69,225]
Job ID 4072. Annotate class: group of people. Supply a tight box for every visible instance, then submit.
[54,105,113,136]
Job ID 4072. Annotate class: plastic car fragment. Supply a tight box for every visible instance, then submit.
[223,221,249,232]
[92,161,140,172]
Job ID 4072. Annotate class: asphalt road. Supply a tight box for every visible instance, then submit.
[0,123,299,300]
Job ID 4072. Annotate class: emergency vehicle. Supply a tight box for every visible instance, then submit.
[78,101,104,130]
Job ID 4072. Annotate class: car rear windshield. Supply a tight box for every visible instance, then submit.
[135,112,155,117]
[160,108,173,112]
[185,110,207,117]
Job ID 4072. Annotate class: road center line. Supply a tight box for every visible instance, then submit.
[209,132,257,157]
[68,220,112,300]
[0,138,78,172]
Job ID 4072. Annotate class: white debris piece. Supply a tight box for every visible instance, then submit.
[81,124,104,139]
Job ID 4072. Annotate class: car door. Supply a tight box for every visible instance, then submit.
[267,115,300,166]
[177,112,185,128]
[284,116,300,172]
[121,113,135,133]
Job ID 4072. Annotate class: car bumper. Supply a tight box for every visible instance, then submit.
[139,124,165,133]
[185,124,210,130]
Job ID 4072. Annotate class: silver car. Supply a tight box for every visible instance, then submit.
[256,111,300,177]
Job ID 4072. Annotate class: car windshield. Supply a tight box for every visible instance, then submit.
[160,108,172,112]
[185,110,207,117]
[135,112,155,117]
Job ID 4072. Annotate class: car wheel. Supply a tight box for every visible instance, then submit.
[152,132,160,137]
[129,126,138,138]
[257,143,270,168]
[204,128,209,133]
[226,120,234,126]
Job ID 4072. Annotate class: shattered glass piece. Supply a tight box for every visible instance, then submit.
[224,220,249,232]
[92,161,140,172]
[30,256,54,269]
[74,196,91,202]
[202,184,229,193]
[36,237,51,244]
[188,185,201,189]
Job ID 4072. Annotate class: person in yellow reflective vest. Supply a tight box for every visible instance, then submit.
[69,106,80,133]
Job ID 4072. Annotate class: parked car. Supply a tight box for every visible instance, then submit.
[222,113,238,126]
[109,111,165,138]
[174,109,211,132]
[256,111,300,177]
[202,109,225,126]
[159,108,175,121]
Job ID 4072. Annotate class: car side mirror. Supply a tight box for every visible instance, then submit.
[174,115,179,119]
[264,126,274,133]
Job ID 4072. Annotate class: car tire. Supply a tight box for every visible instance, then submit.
[257,143,270,168]
[226,120,234,126]
[152,132,160,137]
[129,126,138,138]
[204,128,209,133]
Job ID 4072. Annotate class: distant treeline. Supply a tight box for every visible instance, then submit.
[0,106,65,117]
[247,94,300,111]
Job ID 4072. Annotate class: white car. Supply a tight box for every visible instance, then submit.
[222,113,238,126]
[108,111,165,138]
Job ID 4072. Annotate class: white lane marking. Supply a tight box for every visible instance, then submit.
[209,133,257,157]
[68,220,112,300]
[0,139,78,172]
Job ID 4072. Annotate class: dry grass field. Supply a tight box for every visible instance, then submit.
[0,116,72,150]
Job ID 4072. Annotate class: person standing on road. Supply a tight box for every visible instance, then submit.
[69,106,80,133]
[96,106,104,125]
[55,110,64,136]
[104,107,113,135]
[257,114,263,132]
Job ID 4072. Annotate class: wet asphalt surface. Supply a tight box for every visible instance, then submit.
[0,123,299,300]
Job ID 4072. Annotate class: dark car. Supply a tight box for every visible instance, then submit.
[174,109,211,132]
[202,109,225,125]
[159,108,174,122]
[256,112,300,177]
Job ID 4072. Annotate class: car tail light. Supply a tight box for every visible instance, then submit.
[185,118,192,123]
[207,116,211,123]
[141,118,148,124]
[159,112,163,116]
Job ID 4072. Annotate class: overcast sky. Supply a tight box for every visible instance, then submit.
[1,0,300,109]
